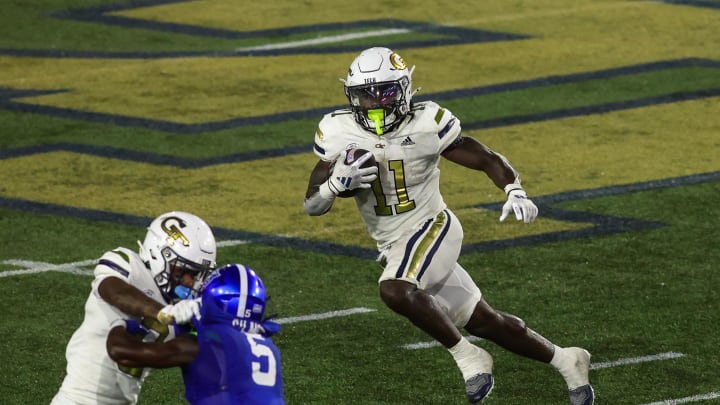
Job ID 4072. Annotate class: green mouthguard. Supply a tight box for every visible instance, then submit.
[367,109,384,135]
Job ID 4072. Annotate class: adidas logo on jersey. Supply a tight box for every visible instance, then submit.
[401,137,415,146]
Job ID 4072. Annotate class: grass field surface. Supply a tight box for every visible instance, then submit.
[1,1,719,404]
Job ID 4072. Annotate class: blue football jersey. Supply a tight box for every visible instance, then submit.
[182,322,284,405]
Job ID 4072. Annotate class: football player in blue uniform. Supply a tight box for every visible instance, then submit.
[303,47,594,404]
[105,263,284,405]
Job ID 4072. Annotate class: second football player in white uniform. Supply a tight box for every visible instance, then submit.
[304,47,594,404]
[51,211,216,405]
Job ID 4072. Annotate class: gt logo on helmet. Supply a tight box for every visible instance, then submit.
[161,217,190,247]
[389,52,407,70]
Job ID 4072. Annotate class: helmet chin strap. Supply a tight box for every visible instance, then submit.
[367,109,385,135]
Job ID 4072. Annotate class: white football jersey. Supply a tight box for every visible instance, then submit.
[314,101,462,250]
[53,247,169,405]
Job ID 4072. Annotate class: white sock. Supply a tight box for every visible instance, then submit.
[449,337,492,380]
[550,346,589,389]
[550,345,568,369]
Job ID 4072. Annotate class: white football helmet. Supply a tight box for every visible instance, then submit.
[343,47,415,135]
[138,211,217,298]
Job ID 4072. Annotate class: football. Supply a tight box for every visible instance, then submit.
[336,148,376,198]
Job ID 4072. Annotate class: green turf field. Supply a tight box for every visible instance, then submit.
[1,1,719,404]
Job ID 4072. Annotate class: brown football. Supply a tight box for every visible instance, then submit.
[336,148,376,198]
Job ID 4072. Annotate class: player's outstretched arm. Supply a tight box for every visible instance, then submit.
[98,277,200,324]
[441,136,518,188]
[106,321,198,368]
[442,135,538,223]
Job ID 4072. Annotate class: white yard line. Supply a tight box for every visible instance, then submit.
[0,259,97,277]
[275,307,375,324]
[234,29,410,52]
[402,335,482,350]
[591,351,685,370]
[640,392,720,405]
[0,239,251,278]
[216,239,250,247]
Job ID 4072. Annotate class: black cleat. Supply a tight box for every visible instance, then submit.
[465,373,494,403]
[568,384,595,405]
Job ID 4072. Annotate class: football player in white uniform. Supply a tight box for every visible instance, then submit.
[50,211,217,405]
[303,47,594,404]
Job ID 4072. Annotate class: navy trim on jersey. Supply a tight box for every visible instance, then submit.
[415,210,452,281]
[98,258,129,277]
[313,143,326,156]
[438,117,456,139]
[395,217,434,278]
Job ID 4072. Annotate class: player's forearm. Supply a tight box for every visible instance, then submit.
[304,189,334,216]
[107,328,197,368]
[116,342,196,368]
[304,159,336,215]
[482,151,520,190]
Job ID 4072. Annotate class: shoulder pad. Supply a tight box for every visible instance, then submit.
[95,247,136,279]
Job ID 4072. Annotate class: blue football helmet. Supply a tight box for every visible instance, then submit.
[200,264,268,333]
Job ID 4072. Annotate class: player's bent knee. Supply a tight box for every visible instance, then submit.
[465,304,528,338]
[379,280,414,311]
